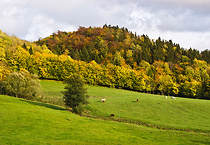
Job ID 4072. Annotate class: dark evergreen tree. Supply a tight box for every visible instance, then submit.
[201,50,210,64]
[22,43,27,50]
[29,46,34,55]
[62,73,89,114]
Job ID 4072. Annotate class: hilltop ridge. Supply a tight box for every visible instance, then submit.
[36,25,210,65]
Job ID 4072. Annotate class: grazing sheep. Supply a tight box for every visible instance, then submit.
[101,99,106,102]
[110,114,115,117]
[171,96,176,99]
[164,96,167,99]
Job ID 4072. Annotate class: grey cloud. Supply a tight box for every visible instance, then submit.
[126,0,210,33]
[0,0,209,50]
[129,0,210,10]
[155,9,210,32]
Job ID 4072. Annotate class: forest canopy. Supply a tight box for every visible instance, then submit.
[36,25,210,65]
[0,26,210,99]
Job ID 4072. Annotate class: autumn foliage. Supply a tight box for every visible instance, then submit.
[0,27,210,99]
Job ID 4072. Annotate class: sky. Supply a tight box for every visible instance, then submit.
[0,0,210,51]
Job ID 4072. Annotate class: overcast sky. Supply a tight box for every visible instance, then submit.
[1,0,210,51]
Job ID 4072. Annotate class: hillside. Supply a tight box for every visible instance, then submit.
[86,85,210,133]
[35,26,210,99]
[0,27,210,99]
[40,80,210,133]
[1,93,210,144]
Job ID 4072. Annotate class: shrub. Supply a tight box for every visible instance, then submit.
[1,71,42,100]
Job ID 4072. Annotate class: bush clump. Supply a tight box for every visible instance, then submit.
[0,71,42,100]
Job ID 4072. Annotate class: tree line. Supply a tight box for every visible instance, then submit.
[0,28,210,99]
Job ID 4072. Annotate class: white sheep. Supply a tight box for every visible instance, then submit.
[171,96,176,99]
[164,96,167,99]
[101,99,106,102]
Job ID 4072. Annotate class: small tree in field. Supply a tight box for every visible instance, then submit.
[62,73,89,114]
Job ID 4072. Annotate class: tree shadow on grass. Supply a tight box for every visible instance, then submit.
[20,100,66,111]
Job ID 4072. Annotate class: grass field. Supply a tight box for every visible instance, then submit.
[40,80,210,133]
[40,80,65,98]
[1,80,209,144]
[1,95,210,145]
[39,80,65,105]
[86,85,210,133]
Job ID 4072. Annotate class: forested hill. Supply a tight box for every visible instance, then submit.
[1,27,210,99]
[36,25,210,66]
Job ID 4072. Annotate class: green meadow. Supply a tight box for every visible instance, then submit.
[86,85,210,133]
[0,80,209,144]
[40,80,65,98]
[40,80,210,132]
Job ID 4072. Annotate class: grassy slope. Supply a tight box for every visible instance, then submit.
[86,85,210,133]
[39,80,65,105]
[40,80,210,132]
[40,80,65,98]
[0,95,210,145]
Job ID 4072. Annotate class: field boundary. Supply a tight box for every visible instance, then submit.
[81,114,209,134]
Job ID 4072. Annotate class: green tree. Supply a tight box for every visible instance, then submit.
[114,51,125,66]
[62,73,89,114]
[179,80,201,98]
[203,79,210,99]
[29,46,34,55]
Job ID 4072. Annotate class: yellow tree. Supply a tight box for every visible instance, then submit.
[0,63,10,82]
